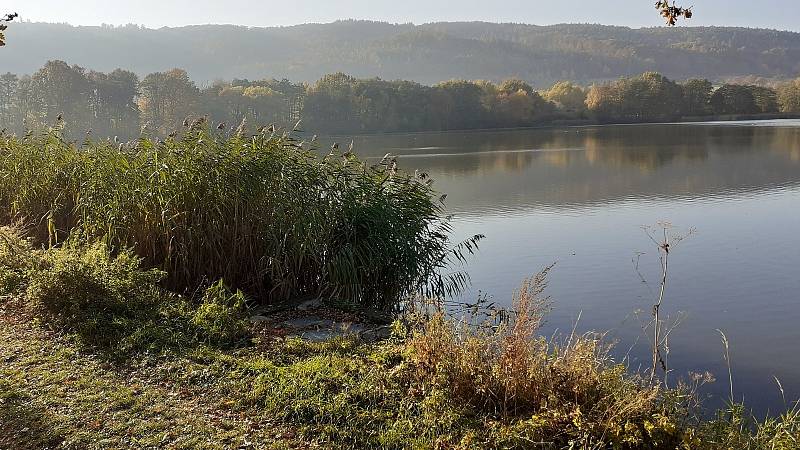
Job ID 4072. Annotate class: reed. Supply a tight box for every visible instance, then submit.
[0,123,477,309]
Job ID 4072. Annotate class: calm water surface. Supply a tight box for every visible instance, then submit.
[341,120,800,412]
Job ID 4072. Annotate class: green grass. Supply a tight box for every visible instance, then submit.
[0,318,302,449]
[0,125,478,310]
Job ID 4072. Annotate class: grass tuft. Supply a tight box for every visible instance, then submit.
[191,279,249,347]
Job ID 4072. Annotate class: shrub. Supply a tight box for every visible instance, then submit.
[192,280,249,347]
[26,241,166,348]
[0,226,35,297]
[6,235,252,354]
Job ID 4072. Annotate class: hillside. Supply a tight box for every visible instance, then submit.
[3,20,800,86]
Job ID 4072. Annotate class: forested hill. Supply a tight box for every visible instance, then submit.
[4,20,800,85]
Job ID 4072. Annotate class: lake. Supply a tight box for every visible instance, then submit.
[339,120,800,413]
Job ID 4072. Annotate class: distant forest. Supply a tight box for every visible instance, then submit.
[2,60,800,139]
[3,21,800,85]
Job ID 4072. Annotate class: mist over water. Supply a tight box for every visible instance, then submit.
[340,120,800,413]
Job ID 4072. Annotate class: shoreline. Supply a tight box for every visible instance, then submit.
[314,114,800,139]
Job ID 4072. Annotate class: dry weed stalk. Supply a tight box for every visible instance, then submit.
[636,222,694,386]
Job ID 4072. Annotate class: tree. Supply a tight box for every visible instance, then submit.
[585,83,617,119]
[681,79,713,116]
[12,75,36,131]
[542,81,587,114]
[0,72,18,127]
[30,61,93,134]
[750,85,778,113]
[710,84,758,115]
[585,72,682,122]
[87,69,140,138]
[202,80,296,130]
[432,80,489,130]
[138,69,200,135]
[303,73,360,132]
[498,79,534,96]
[624,72,683,120]
[495,87,555,127]
[777,79,800,113]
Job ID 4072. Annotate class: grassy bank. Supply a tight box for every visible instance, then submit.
[1,227,799,449]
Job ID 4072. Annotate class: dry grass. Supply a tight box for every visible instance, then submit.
[405,271,687,448]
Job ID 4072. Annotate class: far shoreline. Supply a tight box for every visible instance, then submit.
[315,113,800,139]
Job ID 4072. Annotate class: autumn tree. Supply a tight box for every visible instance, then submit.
[138,69,200,135]
[585,84,617,118]
[542,81,587,114]
[585,72,682,122]
[494,79,555,127]
[777,79,800,113]
[498,79,534,96]
[202,80,298,130]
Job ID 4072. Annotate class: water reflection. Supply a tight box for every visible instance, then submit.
[343,123,800,217]
[331,121,800,413]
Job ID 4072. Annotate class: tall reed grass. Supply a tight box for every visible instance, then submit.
[0,122,478,309]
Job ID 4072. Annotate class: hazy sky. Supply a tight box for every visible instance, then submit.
[3,0,798,31]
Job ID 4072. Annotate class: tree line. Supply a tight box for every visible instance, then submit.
[1,61,800,139]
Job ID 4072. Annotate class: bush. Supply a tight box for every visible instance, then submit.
[18,238,252,353]
[26,241,166,348]
[0,227,35,297]
[192,280,249,347]
[0,226,255,354]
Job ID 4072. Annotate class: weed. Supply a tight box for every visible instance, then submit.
[192,279,249,347]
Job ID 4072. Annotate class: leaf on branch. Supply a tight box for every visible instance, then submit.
[655,1,693,26]
[0,12,19,47]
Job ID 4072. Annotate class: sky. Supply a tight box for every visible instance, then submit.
[3,0,798,32]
